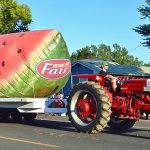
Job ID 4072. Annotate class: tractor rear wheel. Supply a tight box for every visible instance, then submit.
[108,119,136,131]
[67,81,111,133]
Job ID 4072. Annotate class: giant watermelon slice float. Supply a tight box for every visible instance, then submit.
[0,29,71,98]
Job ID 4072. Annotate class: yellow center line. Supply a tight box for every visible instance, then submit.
[0,136,60,148]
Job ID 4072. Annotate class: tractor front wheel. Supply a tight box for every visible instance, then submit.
[67,81,111,133]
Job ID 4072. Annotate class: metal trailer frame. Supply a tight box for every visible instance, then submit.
[0,98,67,114]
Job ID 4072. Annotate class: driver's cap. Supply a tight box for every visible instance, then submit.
[101,61,108,67]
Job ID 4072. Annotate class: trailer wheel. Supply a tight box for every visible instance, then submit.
[108,119,136,131]
[67,81,111,133]
[0,114,10,121]
[23,113,37,121]
[11,113,22,122]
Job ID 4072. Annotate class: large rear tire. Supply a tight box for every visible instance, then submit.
[67,81,111,133]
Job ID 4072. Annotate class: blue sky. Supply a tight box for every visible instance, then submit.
[18,0,149,63]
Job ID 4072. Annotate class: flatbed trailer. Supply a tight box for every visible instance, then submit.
[0,98,67,121]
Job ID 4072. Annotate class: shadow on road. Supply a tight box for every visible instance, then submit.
[20,119,77,133]
[20,118,150,139]
[0,117,150,139]
[103,127,150,140]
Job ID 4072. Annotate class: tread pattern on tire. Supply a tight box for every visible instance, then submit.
[67,81,111,134]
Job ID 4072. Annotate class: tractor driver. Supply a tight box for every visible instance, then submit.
[99,61,117,92]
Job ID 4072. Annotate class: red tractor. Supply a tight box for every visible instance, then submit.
[67,74,150,133]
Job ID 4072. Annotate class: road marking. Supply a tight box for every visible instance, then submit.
[134,126,150,129]
[0,136,60,148]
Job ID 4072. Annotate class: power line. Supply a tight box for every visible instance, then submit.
[128,45,142,52]
[128,45,149,63]
[138,51,150,59]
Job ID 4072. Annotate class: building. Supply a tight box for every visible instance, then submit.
[62,58,150,97]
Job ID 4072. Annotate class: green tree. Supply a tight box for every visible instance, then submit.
[90,45,98,57]
[112,44,128,64]
[0,0,32,34]
[70,52,78,61]
[133,0,150,48]
[71,46,94,60]
[144,63,150,66]
[97,44,112,60]
[70,43,143,66]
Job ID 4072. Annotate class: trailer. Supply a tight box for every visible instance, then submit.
[0,97,67,121]
[0,29,70,121]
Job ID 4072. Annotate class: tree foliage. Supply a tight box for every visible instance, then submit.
[0,0,32,34]
[133,0,150,48]
[144,62,150,66]
[70,43,143,66]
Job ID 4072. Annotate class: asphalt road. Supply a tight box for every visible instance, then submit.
[0,114,149,150]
